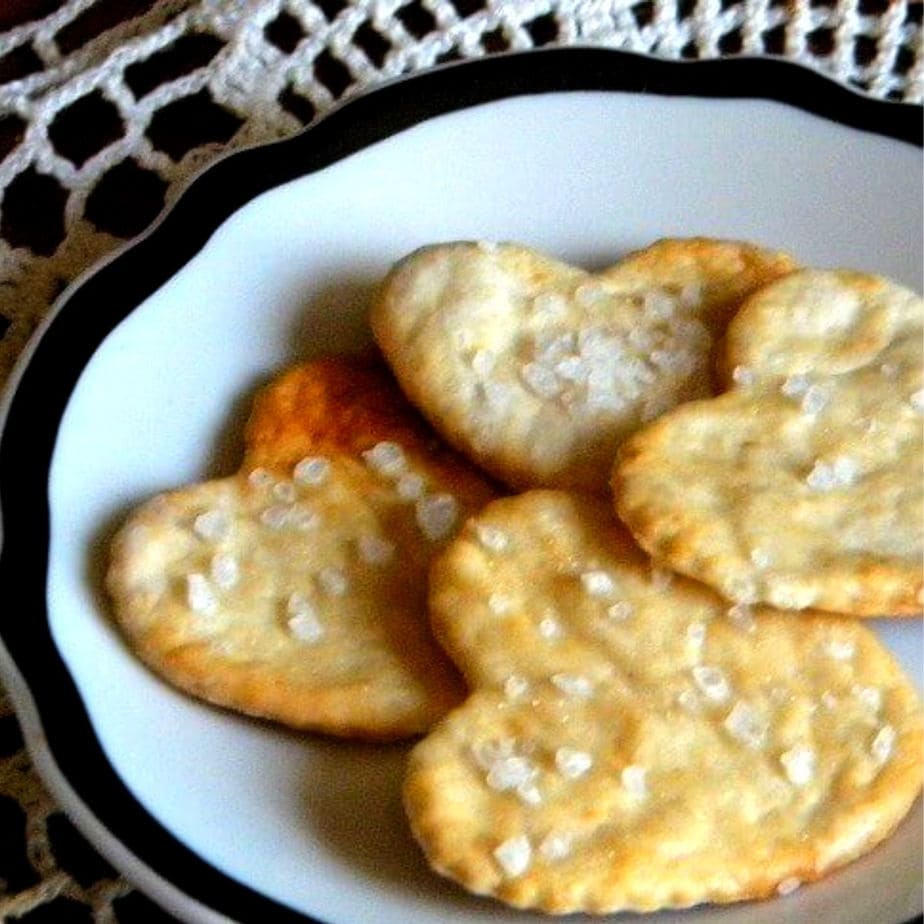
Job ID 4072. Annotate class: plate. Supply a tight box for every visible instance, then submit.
[0,48,921,924]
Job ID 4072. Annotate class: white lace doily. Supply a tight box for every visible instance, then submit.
[0,1,920,921]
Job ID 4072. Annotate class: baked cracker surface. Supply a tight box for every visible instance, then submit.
[406,490,923,913]
[107,357,496,739]
[615,269,923,616]
[371,238,796,493]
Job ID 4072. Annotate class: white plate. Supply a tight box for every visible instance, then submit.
[0,49,921,924]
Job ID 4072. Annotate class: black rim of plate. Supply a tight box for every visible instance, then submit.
[0,47,920,924]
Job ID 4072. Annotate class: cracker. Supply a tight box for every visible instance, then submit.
[107,358,496,739]
[371,238,796,492]
[406,491,923,913]
[614,270,923,615]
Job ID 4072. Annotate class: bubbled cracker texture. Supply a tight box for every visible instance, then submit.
[406,491,923,914]
[107,358,496,739]
[371,239,797,492]
[614,270,924,616]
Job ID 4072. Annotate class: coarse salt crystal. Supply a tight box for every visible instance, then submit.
[551,673,593,698]
[607,601,633,621]
[732,366,755,386]
[520,362,563,399]
[362,442,406,477]
[533,291,568,316]
[539,831,573,861]
[187,573,217,615]
[504,675,530,700]
[287,591,311,615]
[870,724,896,766]
[800,383,830,416]
[260,505,292,529]
[286,593,323,643]
[852,684,882,711]
[396,472,425,500]
[581,570,616,597]
[780,746,816,786]
[489,593,513,615]
[575,283,606,307]
[769,686,789,705]
[317,567,349,597]
[455,329,475,352]
[723,701,768,749]
[476,523,509,553]
[472,349,497,376]
[535,330,576,363]
[585,369,626,411]
[643,290,676,318]
[766,576,814,610]
[692,665,730,703]
[472,738,515,769]
[290,506,321,531]
[679,283,702,308]
[487,756,537,792]
[723,574,757,604]
[555,747,593,779]
[781,374,810,398]
[357,534,395,565]
[777,877,801,896]
[727,603,756,633]
[210,553,239,590]
[294,457,330,486]
[621,765,647,798]
[822,637,855,660]
[538,617,562,639]
[194,509,229,542]
[749,547,772,569]
[806,456,858,491]
[288,612,324,643]
[248,468,272,488]
[677,689,700,712]
[650,349,687,372]
[416,493,459,540]
[650,567,673,591]
[273,481,297,503]
[628,327,654,351]
[555,356,587,382]
[494,835,531,877]
[583,327,629,362]
[687,622,706,648]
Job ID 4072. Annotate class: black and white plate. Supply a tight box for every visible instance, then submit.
[0,48,920,924]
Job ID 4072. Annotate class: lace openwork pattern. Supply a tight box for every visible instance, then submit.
[0,1,920,921]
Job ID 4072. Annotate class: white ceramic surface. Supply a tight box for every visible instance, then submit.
[17,84,924,923]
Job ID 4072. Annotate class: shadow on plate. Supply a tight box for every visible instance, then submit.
[297,737,502,913]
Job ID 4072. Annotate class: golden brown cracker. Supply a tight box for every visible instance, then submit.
[107,357,496,739]
[615,270,923,616]
[406,491,923,913]
[371,238,796,493]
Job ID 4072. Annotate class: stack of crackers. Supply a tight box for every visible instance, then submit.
[108,239,923,915]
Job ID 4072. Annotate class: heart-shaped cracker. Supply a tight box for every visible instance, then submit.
[372,238,796,492]
[615,270,923,616]
[107,358,496,739]
[406,491,923,913]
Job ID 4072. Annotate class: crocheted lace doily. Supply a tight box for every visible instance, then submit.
[0,1,920,921]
